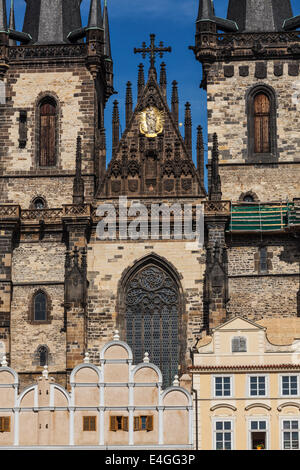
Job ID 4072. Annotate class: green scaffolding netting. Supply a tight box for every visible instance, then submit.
[228,203,297,232]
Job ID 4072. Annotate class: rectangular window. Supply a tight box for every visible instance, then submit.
[110,416,129,432]
[0,417,10,433]
[281,376,299,396]
[249,376,267,397]
[214,421,233,450]
[232,336,247,353]
[214,376,232,397]
[250,420,267,450]
[134,416,154,432]
[282,420,300,450]
[83,416,96,432]
[259,247,268,273]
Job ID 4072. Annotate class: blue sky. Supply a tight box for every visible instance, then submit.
[9,0,300,168]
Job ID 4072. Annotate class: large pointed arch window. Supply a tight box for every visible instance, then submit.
[39,97,57,167]
[124,264,181,388]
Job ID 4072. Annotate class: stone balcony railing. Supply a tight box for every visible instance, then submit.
[8,43,87,62]
[204,201,231,216]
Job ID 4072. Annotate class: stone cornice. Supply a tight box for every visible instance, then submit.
[193,30,300,63]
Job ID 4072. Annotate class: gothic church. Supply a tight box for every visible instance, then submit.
[0,0,299,390]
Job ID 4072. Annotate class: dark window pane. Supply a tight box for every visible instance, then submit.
[34,292,47,321]
[38,346,48,366]
[125,265,179,388]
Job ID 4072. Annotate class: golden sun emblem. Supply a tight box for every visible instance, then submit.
[139,106,164,138]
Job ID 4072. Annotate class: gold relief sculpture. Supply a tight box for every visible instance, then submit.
[139,106,164,138]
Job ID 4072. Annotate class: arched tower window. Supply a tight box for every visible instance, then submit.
[37,346,48,367]
[243,194,254,203]
[246,85,277,160]
[34,291,47,322]
[254,93,271,154]
[39,97,57,167]
[31,197,47,210]
[123,263,182,388]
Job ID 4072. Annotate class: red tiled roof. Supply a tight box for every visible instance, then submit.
[188,364,300,372]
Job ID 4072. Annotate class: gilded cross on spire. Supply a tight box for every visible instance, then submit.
[134,34,171,71]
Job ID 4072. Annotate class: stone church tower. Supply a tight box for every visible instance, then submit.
[0,0,299,391]
[192,0,300,334]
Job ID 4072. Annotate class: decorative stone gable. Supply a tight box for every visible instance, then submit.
[98,66,205,199]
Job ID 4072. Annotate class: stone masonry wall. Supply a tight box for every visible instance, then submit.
[207,60,300,201]
[0,63,97,207]
[227,236,299,322]
[10,241,66,374]
[86,236,206,371]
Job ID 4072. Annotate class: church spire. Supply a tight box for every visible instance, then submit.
[159,62,167,98]
[227,0,294,32]
[184,102,192,157]
[73,136,85,205]
[9,0,16,46]
[197,125,205,189]
[197,0,215,22]
[23,0,83,44]
[112,100,120,157]
[137,63,145,99]
[196,0,238,32]
[209,133,222,201]
[87,0,103,30]
[0,0,7,33]
[103,0,112,58]
[125,81,133,128]
[171,80,179,126]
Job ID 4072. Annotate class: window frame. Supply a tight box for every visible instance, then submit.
[110,416,129,432]
[231,336,247,353]
[0,416,10,433]
[212,418,234,451]
[247,417,269,450]
[29,289,52,325]
[253,92,271,154]
[35,93,60,169]
[246,84,278,162]
[280,374,300,398]
[134,415,154,432]
[83,416,97,432]
[280,417,300,451]
[247,374,268,398]
[213,375,233,399]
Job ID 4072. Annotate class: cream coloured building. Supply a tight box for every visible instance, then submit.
[189,316,300,451]
[0,333,193,450]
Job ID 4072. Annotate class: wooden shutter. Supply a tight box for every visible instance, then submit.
[110,416,117,432]
[254,93,270,154]
[83,416,96,431]
[122,417,129,432]
[232,337,240,352]
[146,415,153,432]
[0,417,10,432]
[90,416,96,431]
[239,337,247,352]
[83,416,89,431]
[134,416,140,431]
[39,101,57,167]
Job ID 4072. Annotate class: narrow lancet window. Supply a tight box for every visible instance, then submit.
[253,93,271,154]
[39,98,57,167]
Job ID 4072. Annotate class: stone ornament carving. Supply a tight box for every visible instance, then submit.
[111,181,121,193]
[139,106,164,138]
[164,180,174,192]
[182,179,192,192]
[128,180,139,192]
